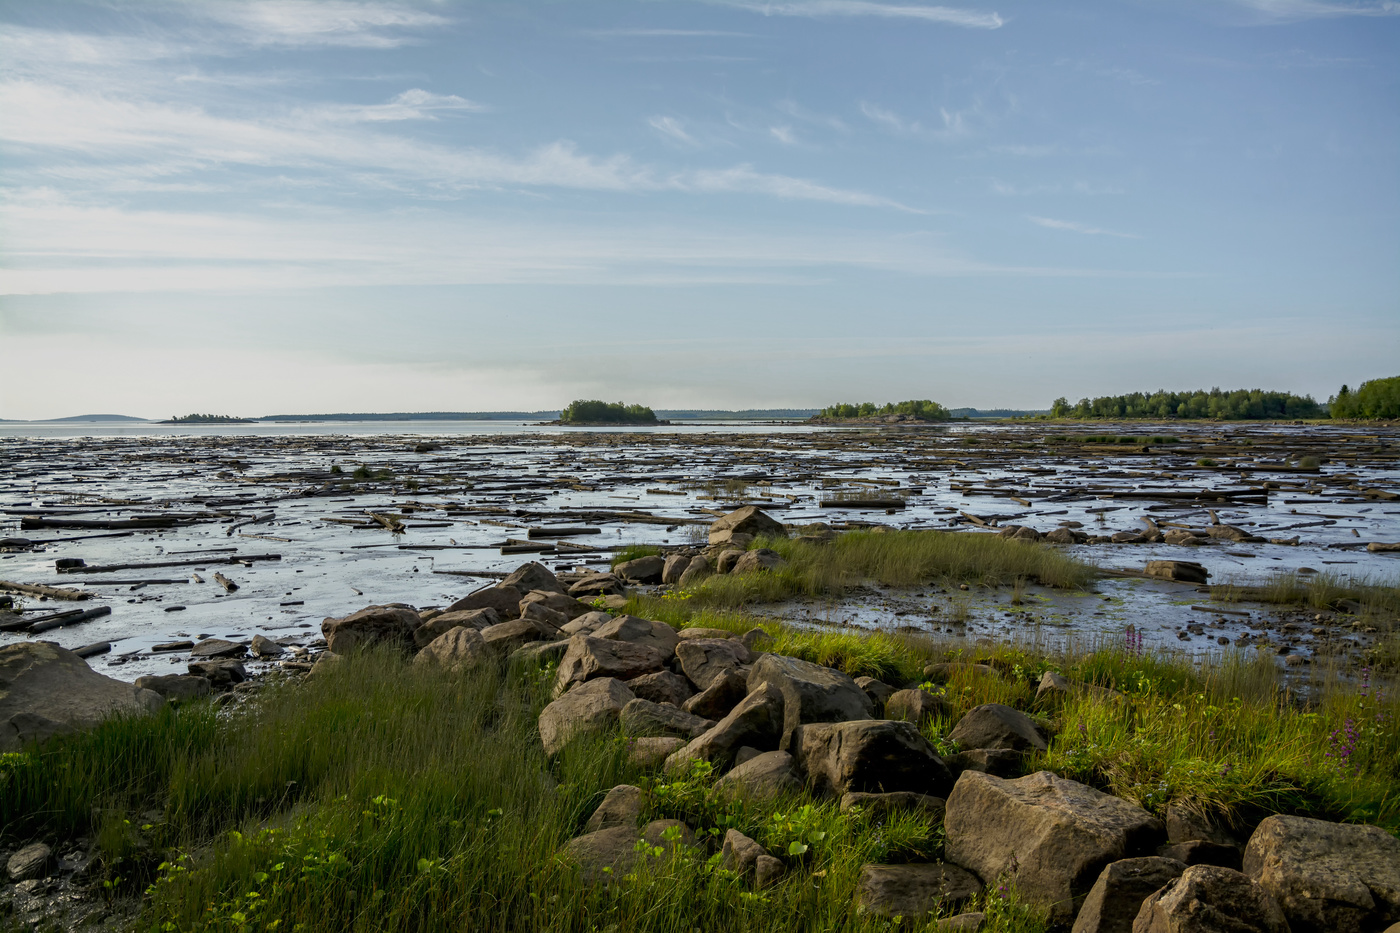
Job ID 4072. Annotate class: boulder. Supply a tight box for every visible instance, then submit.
[538,678,635,757]
[627,736,684,769]
[1,643,164,751]
[626,670,694,707]
[1164,805,1241,847]
[583,784,645,833]
[747,653,874,740]
[1243,814,1400,933]
[6,842,52,883]
[665,682,784,771]
[1158,841,1241,871]
[134,674,212,702]
[677,638,750,691]
[250,634,285,658]
[482,618,555,655]
[502,562,566,595]
[709,506,786,543]
[1072,857,1186,933]
[708,529,755,550]
[855,862,983,919]
[713,750,802,801]
[885,688,947,725]
[562,819,694,884]
[923,662,998,683]
[507,640,570,668]
[444,585,523,619]
[561,610,612,636]
[569,573,625,600]
[519,601,569,632]
[413,627,489,673]
[616,555,666,584]
[840,791,946,823]
[413,608,500,648]
[677,556,712,588]
[855,676,896,709]
[678,627,740,641]
[619,698,714,739]
[1134,864,1288,933]
[554,636,666,696]
[755,855,786,889]
[1036,670,1072,703]
[189,659,247,687]
[943,748,1024,779]
[593,615,680,658]
[520,590,591,621]
[1144,561,1210,585]
[721,829,770,875]
[682,670,748,720]
[787,720,953,797]
[945,771,1164,923]
[733,549,786,575]
[1047,527,1080,544]
[1207,524,1263,544]
[937,914,987,932]
[190,638,248,659]
[661,554,691,585]
[948,703,1048,752]
[715,549,746,574]
[1163,530,1204,546]
[321,605,419,654]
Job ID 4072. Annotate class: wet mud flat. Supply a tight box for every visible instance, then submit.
[1,421,1396,683]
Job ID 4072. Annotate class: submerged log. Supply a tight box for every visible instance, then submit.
[0,580,91,601]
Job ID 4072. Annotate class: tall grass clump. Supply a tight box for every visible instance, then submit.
[1210,571,1400,616]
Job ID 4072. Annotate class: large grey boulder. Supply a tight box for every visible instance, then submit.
[482,618,556,655]
[944,770,1164,924]
[583,784,645,833]
[554,635,666,696]
[615,555,666,584]
[519,589,591,621]
[562,819,694,884]
[665,683,784,771]
[414,626,489,673]
[787,719,953,797]
[661,554,690,585]
[885,688,947,725]
[321,605,420,654]
[948,703,1048,752]
[502,562,566,596]
[627,736,684,769]
[1,643,163,751]
[1243,814,1400,933]
[619,698,713,739]
[561,610,612,636]
[747,653,874,741]
[732,549,786,574]
[519,602,569,632]
[444,584,524,619]
[190,638,247,659]
[188,658,247,687]
[626,670,694,707]
[855,676,896,709]
[682,670,747,720]
[676,638,750,690]
[709,506,786,544]
[1072,857,1186,933]
[840,791,946,823]
[538,678,635,757]
[414,607,500,648]
[569,572,625,600]
[713,750,802,801]
[1133,864,1288,933]
[134,673,213,702]
[593,615,680,658]
[6,842,52,882]
[855,862,983,919]
[677,555,711,588]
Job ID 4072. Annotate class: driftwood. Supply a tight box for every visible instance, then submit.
[213,572,239,592]
[27,605,112,633]
[20,516,182,530]
[58,554,281,574]
[0,580,91,601]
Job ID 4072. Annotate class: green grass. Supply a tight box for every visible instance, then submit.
[612,544,665,566]
[1210,571,1400,616]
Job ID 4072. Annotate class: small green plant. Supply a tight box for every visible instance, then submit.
[1197,458,1217,467]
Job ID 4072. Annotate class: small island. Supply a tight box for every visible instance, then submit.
[161,413,255,424]
[809,399,950,424]
[554,399,665,425]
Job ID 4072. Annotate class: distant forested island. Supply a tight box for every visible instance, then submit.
[557,400,660,425]
[163,413,254,424]
[813,400,950,422]
[1048,389,1323,420]
[1329,376,1400,419]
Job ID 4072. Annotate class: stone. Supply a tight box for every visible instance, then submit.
[1,643,164,751]
[1243,813,1400,933]
[840,791,946,823]
[665,682,785,771]
[923,662,998,683]
[190,638,247,659]
[583,784,645,833]
[538,678,635,757]
[788,720,953,797]
[502,561,566,595]
[855,862,983,919]
[561,610,612,636]
[713,750,802,801]
[619,698,714,739]
[1144,561,1210,585]
[593,615,680,658]
[682,670,748,720]
[945,771,1164,923]
[677,626,738,641]
[413,626,489,673]
[733,745,763,767]
[733,548,786,574]
[569,573,625,600]
[715,549,746,574]
[6,843,52,883]
[1158,841,1241,871]
[1207,524,1263,544]
[948,703,1048,752]
[520,590,592,621]
[519,601,569,632]
[626,670,694,707]
[855,676,896,708]
[707,529,755,550]
[482,618,555,655]
[747,653,874,740]
[677,638,750,690]
[709,506,787,543]
[1166,805,1239,847]
[1036,670,1072,703]
[562,819,694,884]
[321,605,420,654]
[250,634,285,658]
[1112,532,1147,544]
[661,553,691,585]
[677,555,712,588]
[1163,530,1204,546]
[1047,527,1080,544]
[944,748,1024,779]
[1072,857,1186,933]
[555,636,667,696]
[1134,865,1288,933]
[721,829,769,875]
[616,555,666,584]
[188,658,248,687]
[508,640,570,668]
[413,608,501,648]
[938,913,987,932]
[885,688,947,725]
[627,736,684,768]
[444,585,523,619]
[134,674,213,702]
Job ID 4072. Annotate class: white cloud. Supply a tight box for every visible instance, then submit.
[681,165,923,211]
[1222,0,1400,22]
[587,28,756,37]
[648,116,698,145]
[1028,216,1141,239]
[860,101,913,133]
[769,125,798,145]
[308,89,488,123]
[199,1,450,48]
[718,1,1004,28]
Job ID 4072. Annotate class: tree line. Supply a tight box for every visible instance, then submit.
[818,400,951,420]
[1329,376,1400,420]
[558,400,658,424]
[1049,389,1322,420]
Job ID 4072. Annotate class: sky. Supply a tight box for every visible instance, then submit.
[0,0,1397,420]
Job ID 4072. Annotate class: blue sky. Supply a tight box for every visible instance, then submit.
[0,0,1396,419]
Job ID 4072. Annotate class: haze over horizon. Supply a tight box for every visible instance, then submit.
[1,0,1396,421]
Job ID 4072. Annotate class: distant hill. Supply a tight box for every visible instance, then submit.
[0,414,151,423]
[948,408,1049,419]
[258,411,560,421]
[658,409,818,420]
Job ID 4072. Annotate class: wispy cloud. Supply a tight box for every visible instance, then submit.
[307,89,487,123]
[199,1,450,48]
[717,1,1004,28]
[1029,216,1141,239]
[769,125,798,145]
[860,101,970,139]
[587,28,756,37]
[1221,0,1400,22]
[649,115,698,145]
[1056,59,1160,87]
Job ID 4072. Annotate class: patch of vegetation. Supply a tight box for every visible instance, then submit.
[612,544,664,567]
[351,465,393,481]
[1045,435,1179,445]
[1049,389,1322,420]
[1329,375,1400,420]
[1209,571,1400,618]
[165,413,251,424]
[560,400,659,425]
[817,400,950,420]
